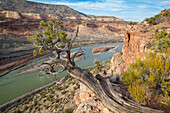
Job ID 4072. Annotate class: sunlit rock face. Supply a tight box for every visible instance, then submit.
[0,11,21,19]
[74,83,112,113]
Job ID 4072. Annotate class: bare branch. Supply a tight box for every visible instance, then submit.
[47,67,66,75]
[69,27,79,49]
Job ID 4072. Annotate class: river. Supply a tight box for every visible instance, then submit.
[0,42,123,105]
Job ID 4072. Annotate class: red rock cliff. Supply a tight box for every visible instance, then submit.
[122,31,148,67]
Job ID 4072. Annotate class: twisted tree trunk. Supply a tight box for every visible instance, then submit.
[51,59,164,113]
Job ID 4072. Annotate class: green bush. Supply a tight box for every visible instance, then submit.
[43,99,46,102]
[71,91,75,96]
[68,76,73,82]
[23,105,28,110]
[147,29,170,54]
[122,52,170,105]
[119,51,123,55]
[61,90,68,95]
[63,84,69,90]
[143,11,170,25]
[32,101,37,107]
[62,108,73,113]
[14,109,22,113]
[55,103,59,108]
[71,81,76,85]
[55,98,60,103]
[128,21,138,25]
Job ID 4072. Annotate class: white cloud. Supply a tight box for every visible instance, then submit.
[138,5,148,8]
[159,0,170,5]
[52,1,129,11]
[28,0,169,22]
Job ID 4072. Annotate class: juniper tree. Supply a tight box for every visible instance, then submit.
[28,19,164,113]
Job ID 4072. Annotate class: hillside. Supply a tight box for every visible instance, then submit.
[0,0,125,21]
[0,0,87,18]
[143,8,170,25]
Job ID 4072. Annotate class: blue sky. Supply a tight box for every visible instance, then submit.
[29,0,170,22]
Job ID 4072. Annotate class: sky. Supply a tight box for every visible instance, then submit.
[28,0,170,22]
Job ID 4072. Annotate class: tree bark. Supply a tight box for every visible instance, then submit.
[52,59,164,113]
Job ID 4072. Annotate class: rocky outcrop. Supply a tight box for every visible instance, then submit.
[122,31,148,67]
[109,26,152,76]
[74,83,112,113]
[110,52,125,77]
[0,11,21,19]
[110,19,170,76]
[159,9,170,15]
[21,13,41,19]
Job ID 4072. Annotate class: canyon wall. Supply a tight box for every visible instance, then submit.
[0,10,124,22]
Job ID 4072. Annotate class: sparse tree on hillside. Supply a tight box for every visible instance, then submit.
[28,19,164,113]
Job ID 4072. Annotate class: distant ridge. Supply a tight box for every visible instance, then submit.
[0,0,88,18]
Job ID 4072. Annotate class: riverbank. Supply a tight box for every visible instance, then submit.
[0,75,71,112]
[0,59,111,113]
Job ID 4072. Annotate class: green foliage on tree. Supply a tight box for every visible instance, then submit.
[33,50,37,56]
[122,52,170,106]
[27,19,69,57]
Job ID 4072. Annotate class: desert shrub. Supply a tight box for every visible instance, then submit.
[71,91,75,96]
[107,65,110,70]
[62,108,73,113]
[76,83,80,88]
[143,11,170,25]
[14,109,22,113]
[128,81,146,105]
[155,30,170,53]
[50,90,55,94]
[56,86,63,90]
[71,81,76,85]
[55,103,59,108]
[38,107,41,111]
[32,101,37,107]
[147,29,170,54]
[63,84,69,90]
[128,21,138,25]
[55,98,60,103]
[68,76,73,82]
[23,105,28,110]
[122,52,170,105]
[44,105,49,109]
[49,94,54,99]
[92,60,102,74]
[61,90,68,95]
[119,51,123,55]
[73,85,79,90]
[43,99,46,102]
